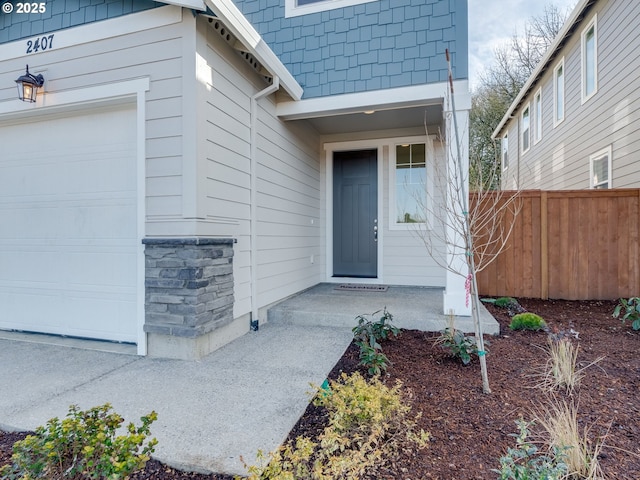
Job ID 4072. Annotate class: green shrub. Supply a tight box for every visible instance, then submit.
[495,297,520,309]
[510,313,547,331]
[495,420,568,480]
[434,327,481,365]
[352,307,399,347]
[0,403,157,480]
[357,344,392,376]
[352,308,399,375]
[240,372,429,480]
[613,297,640,330]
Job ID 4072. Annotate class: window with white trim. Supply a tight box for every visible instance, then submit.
[554,58,565,126]
[502,133,509,170]
[590,146,611,189]
[534,88,542,144]
[391,142,427,226]
[521,103,530,154]
[285,0,377,17]
[581,15,598,102]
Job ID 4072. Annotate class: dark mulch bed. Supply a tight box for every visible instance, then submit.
[2,298,639,479]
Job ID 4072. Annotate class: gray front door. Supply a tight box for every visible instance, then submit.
[333,149,378,277]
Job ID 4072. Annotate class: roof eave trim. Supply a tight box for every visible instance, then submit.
[203,0,303,101]
[277,80,469,121]
[491,0,592,139]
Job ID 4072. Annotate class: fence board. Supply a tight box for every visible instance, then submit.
[472,189,640,300]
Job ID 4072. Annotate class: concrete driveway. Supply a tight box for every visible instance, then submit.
[0,323,353,476]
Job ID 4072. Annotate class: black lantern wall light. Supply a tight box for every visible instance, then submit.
[15,65,44,103]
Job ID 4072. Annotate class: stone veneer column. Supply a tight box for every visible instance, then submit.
[142,237,239,359]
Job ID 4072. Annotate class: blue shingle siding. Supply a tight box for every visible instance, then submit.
[0,0,164,44]
[232,0,468,98]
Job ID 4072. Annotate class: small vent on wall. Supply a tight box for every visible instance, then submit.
[207,16,273,85]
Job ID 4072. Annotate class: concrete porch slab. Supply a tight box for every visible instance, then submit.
[267,283,499,335]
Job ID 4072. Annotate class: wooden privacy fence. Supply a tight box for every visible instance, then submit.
[471,189,640,300]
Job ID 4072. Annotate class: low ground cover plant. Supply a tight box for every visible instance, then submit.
[495,420,568,480]
[434,313,485,366]
[0,403,157,480]
[241,372,429,480]
[482,297,526,318]
[434,326,479,365]
[509,312,547,331]
[612,297,640,330]
[352,308,399,375]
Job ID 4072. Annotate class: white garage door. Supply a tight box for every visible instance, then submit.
[0,104,139,343]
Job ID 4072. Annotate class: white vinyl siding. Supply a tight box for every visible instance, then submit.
[534,88,542,144]
[521,103,531,154]
[590,146,611,189]
[500,0,640,190]
[554,58,565,126]
[382,140,445,287]
[581,15,598,103]
[198,18,322,318]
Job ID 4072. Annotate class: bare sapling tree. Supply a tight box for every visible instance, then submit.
[406,50,522,394]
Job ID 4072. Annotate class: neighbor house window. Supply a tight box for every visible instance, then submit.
[521,103,530,154]
[590,146,611,189]
[285,0,377,17]
[502,133,509,170]
[582,15,598,102]
[393,143,426,225]
[534,88,542,144]
[554,58,565,126]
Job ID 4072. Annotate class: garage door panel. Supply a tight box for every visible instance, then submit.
[0,289,136,343]
[0,105,139,343]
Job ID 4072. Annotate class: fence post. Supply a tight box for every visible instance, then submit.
[540,191,549,300]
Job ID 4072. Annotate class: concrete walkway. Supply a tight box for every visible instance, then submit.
[268,283,499,335]
[0,324,353,476]
[0,284,498,476]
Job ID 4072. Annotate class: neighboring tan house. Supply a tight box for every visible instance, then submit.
[0,0,471,359]
[493,0,640,191]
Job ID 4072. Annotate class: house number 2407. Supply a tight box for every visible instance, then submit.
[26,34,54,54]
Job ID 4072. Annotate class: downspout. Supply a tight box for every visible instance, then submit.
[249,76,280,331]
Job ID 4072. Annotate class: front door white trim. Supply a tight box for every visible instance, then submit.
[324,139,384,284]
[0,78,149,354]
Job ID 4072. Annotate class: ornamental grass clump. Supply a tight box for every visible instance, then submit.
[533,337,604,394]
[0,403,157,480]
[240,372,429,480]
[533,400,605,479]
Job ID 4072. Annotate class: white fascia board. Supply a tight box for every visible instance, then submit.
[159,0,206,10]
[203,0,303,101]
[277,80,470,120]
[491,0,592,140]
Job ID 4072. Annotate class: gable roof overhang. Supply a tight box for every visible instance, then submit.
[491,0,597,140]
[159,0,303,101]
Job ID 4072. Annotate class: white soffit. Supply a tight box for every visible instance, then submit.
[277,80,470,121]
[203,0,303,100]
[160,0,206,10]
